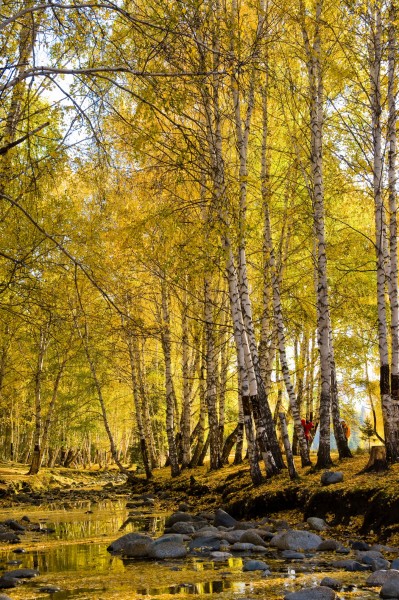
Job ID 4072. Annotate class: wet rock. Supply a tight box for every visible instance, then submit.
[165,512,194,527]
[243,559,269,571]
[211,551,232,560]
[123,536,153,558]
[189,536,221,551]
[39,586,62,593]
[108,532,149,553]
[0,577,22,589]
[371,558,391,571]
[366,569,399,586]
[380,572,399,598]
[317,540,341,551]
[332,559,370,571]
[320,577,342,590]
[221,530,246,542]
[171,522,195,534]
[192,527,219,537]
[307,517,329,532]
[0,533,19,543]
[3,568,39,579]
[3,520,24,532]
[11,548,25,553]
[214,509,237,528]
[335,546,351,554]
[281,550,305,559]
[391,558,399,570]
[320,471,343,486]
[148,538,187,559]
[284,586,336,599]
[356,550,383,561]
[270,530,322,551]
[256,529,275,540]
[351,540,370,551]
[240,530,268,547]
[231,542,256,551]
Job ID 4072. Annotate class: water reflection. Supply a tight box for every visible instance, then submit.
[136,579,235,595]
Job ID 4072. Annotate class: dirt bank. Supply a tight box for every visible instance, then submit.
[1,453,399,543]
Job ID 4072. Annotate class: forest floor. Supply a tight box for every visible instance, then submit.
[1,450,399,544]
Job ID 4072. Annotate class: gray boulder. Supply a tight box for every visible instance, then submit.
[171,522,195,534]
[391,559,399,570]
[123,536,153,558]
[320,471,343,485]
[240,531,268,547]
[214,509,237,528]
[366,570,399,586]
[107,532,149,553]
[3,520,25,532]
[3,568,38,579]
[317,540,341,551]
[307,518,329,532]
[210,551,232,560]
[0,533,19,542]
[231,542,256,551]
[148,536,187,559]
[332,559,369,571]
[165,512,194,527]
[270,530,322,551]
[0,578,22,589]
[222,530,247,543]
[380,572,399,598]
[282,550,305,559]
[243,559,269,571]
[371,558,391,571]
[189,536,221,551]
[320,577,342,590]
[284,586,336,599]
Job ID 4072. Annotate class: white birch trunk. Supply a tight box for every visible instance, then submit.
[204,276,221,469]
[181,288,192,468]
[29,324,49,475]
[160,281,180,477]
[300,0,332,468]
[388,0,399,451]
[369,3,396,460]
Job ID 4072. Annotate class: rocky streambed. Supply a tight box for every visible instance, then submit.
[0,487,397,598]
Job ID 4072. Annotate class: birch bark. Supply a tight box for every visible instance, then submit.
[368,2,396,460]
[388,0,399,450]
[29,323,50,475]
[160,280,180,477]
[204,276,221,469]
[300,0,332,468]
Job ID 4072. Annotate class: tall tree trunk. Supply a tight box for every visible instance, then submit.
[369,2,396,461]
[264,171,311,467]
[329,320,352,458]
[127,334,152,479]
[181,287,192,468]
[204,277,221,469]
[74,285,127,475]
[301,0,332,468]
[160,280,180,477]
[388,0,399,453]
[29,323,49,475]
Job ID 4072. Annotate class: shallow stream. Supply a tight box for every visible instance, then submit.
[0,499,383,599]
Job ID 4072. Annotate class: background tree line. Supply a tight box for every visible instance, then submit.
[0,0,397,482]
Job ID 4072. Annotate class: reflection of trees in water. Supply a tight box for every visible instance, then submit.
[119,515,165,533]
